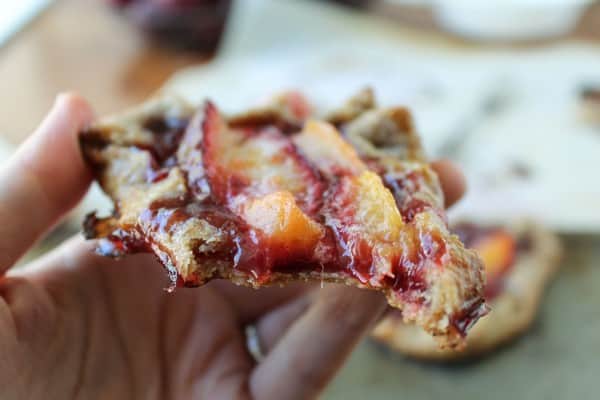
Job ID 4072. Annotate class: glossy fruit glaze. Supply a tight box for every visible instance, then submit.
[83,96,486,336]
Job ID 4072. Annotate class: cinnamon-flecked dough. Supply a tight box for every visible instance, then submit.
[80,88,486,348]
[372,221,562,360]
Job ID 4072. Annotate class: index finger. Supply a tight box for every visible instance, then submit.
[0,93,93,273]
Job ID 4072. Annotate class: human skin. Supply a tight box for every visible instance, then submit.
[0,94,465,400]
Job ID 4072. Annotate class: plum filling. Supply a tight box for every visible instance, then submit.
[142,116,190,182]
[142,116,189,162]
[82,97,485,342]
[449,297,487,337]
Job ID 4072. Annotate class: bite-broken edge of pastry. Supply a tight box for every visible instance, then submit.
[372,221,562,360]
[80,88,486,348]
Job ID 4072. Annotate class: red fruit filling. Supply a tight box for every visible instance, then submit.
[83,96,486,339]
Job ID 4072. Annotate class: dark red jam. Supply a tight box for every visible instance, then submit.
[142,116,189,164]
[114,0,232,54]
[89,103,446,286]
[450,297,489,337]
[84,98,485,338]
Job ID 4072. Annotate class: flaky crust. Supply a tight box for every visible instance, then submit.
[80,89,485,348]
[371,221,562,360]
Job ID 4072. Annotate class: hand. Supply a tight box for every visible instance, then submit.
[0,94,466,399]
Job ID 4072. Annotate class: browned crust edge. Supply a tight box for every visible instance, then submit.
[80,89,486,349]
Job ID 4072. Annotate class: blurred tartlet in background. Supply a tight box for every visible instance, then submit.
[372,221,562,361]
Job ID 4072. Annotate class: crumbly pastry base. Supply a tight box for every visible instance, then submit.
[80,89,486,348]
[371,221,562,360]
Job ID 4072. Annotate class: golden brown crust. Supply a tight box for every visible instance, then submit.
[325,87,376,126]
[80,89,485,348]
[371,221,562,360]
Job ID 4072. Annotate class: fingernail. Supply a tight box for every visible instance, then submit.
[53,92,94,126]
[54,92,78,108]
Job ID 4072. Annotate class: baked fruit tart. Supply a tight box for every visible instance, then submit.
[372,221,562,359]
[80,88,486,347]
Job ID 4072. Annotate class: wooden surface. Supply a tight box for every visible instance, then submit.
[2,0,600,145]
[0,0,209,145]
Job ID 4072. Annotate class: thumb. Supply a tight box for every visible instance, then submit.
[0,93,94,272]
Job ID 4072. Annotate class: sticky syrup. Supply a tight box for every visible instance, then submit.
[86,102,483,334]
